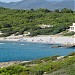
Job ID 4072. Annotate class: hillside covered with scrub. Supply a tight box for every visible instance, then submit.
[0,7,75,36]
[0,52,75,75]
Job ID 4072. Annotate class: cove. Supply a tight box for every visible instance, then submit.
[0,41,75,62]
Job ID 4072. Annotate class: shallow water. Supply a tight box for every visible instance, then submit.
[0,41,75,62]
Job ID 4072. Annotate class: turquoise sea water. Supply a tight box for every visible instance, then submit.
[0,41,75,62]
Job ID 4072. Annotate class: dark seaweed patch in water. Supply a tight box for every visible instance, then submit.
[66,47,75,49]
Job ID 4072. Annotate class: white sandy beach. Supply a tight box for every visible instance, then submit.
[0,35,75,45]
[23,35,75,45]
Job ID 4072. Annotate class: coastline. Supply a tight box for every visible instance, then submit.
[0,61,30,68]
[0,56,65,68]
[0,35,75,45]
[0,35,75,68]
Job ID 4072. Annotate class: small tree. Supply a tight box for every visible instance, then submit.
[54,9,60,13]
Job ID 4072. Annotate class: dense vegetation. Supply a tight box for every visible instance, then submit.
[0,7,75,36]
[63,31,75,36]
[0,52,75,75]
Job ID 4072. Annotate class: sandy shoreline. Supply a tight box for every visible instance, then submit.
[0,35,75,45]
[23,35,75,45]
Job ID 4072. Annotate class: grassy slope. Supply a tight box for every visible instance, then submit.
[48,63,75,75]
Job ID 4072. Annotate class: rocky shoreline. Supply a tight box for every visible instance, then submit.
[51,44,75,48]
[0,61,29,68]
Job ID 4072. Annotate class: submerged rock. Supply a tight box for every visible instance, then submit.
[51,44,75,48]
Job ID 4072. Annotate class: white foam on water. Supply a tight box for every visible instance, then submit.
[0,43,5,45]
[20,44,24,45]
